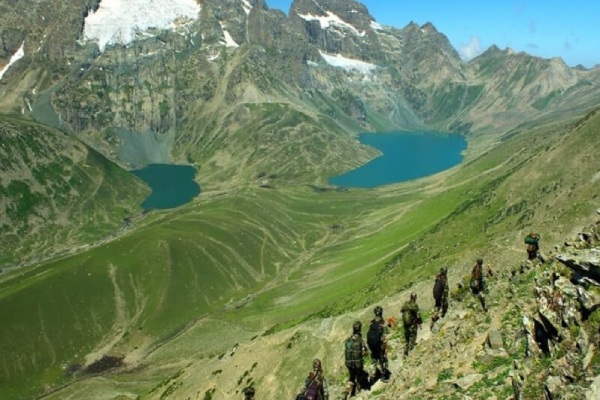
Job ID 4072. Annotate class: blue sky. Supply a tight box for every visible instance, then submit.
[265,0,599,68]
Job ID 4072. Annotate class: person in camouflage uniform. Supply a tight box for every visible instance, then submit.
[470,258,488,312]
[431,267,449,330]
[343,321,369,399]
[366,306,391,382]
[401,293,422,356]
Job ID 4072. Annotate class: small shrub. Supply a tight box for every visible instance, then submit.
[437,367,454,382]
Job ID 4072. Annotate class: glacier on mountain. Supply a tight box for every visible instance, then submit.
[82,0,201,52]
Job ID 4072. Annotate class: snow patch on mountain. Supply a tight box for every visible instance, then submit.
[82,0,201,52]
[241,0,252,15]
[319,51,377,74]
[370,21,383,31]
[298,11,365,37]
[0,42,25,81]
[219,22,239,48]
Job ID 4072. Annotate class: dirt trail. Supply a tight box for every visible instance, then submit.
[84,264,128,365]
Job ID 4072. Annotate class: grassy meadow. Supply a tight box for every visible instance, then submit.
[1,107,599,399]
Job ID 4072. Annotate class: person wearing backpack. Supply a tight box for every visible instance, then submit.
[343,321,368,399]
[401,293,422,356]
[470,258,488,312]
[431,267,449,330]
[366,306,391,382]
[524,232,541,261]
[299,358,329,400]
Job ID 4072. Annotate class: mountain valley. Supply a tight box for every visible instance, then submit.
[1,1,600,399]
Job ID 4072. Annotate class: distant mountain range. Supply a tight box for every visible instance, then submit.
[1,0,599,176]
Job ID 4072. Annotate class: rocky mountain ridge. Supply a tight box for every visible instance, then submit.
[1,0,599,182]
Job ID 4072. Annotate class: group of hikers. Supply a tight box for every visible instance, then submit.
[243,233,542,399]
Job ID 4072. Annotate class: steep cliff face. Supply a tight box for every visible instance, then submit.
[289,0,383,59]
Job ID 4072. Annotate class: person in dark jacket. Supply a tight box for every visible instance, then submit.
[431,267,449,329]
[470,258,488,311]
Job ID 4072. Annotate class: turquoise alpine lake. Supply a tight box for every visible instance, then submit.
[132,164,200,209]
[329,132,467,188]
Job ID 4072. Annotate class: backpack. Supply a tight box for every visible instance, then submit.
[366,318,384,350]
[344,335,363,369]
[401,303,415,326]
[305,380,319,400]
[524,235,539,245]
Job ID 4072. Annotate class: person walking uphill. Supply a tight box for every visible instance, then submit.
[524,232,541,261]
[343,321,369,399]
[470,258,488,312]
[401,293,422,356]
[300,358,329,400]
[366,306,391,382]
[431,267,449,330]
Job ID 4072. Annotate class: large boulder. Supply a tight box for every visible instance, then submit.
[556,249,600,283]
[487,330,504,350]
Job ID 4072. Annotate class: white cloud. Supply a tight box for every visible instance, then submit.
[459,36,483,60]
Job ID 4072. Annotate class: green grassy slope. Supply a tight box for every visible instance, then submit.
[0,115,149,265]
[1,108,599,399]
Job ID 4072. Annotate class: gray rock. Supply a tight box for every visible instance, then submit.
[578,328,590,353]
[554,277,579,299]
[586,374,600,399]
[556,249,600,283]
[487,330,504,350]
[512,375,523,400]
[545,375,563,399]
[452,373,483,390]
[583,344,596,370]
[578,286,600,312]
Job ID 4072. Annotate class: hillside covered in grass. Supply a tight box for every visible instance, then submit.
[1,104,598,399]
[0,115,149,266]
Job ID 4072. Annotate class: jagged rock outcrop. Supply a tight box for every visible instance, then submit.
[557,250,600,284]
[289,0,382,60]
